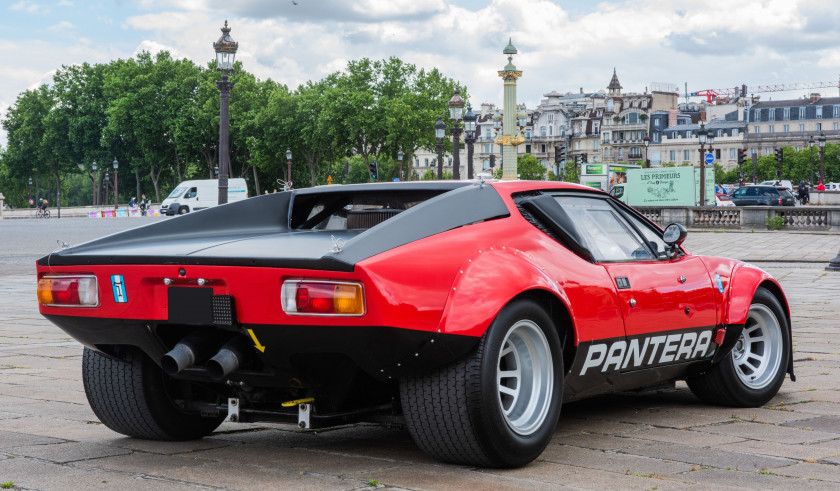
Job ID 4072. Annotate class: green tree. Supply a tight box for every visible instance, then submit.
[517,154,546,180]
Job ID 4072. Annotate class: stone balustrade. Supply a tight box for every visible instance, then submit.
[636,204,840,231]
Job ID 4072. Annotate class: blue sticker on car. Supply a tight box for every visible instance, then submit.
[715,274,724,293]
[111,275,127,303]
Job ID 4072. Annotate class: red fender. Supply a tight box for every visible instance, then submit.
[726,263,790,325]
[436,247,571,337]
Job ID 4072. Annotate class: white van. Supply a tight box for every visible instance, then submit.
[160,179,248,215]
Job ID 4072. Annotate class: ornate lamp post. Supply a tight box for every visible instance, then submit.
[497,39,524,180]
[397,150,404,181]
[112,158,119,209]
[285,148,293,189]
[28,177,33,207]
[463,106,476,179]
[643,135,650,168]
[104,173,110,206]
[435,117,446,179]
[697,122,709,206]
[449,89,465,180]
[809,135,815,184]
[91,161,98,206]
[819,132,826,185]
[213,20,238,205]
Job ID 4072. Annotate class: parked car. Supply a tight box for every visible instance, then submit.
[730,185,795,206]
[715,193,735,207]
[825,182,840,191]
[36,181,794,468]
[759,180,793,191]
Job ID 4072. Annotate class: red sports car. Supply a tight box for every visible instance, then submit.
[36,180,794,468]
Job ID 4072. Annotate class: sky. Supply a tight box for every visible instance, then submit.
[3,0,840,146]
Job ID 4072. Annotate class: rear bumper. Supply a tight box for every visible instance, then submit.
[43,314,479,383]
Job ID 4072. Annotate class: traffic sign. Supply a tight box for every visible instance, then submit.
[704,152,715,165]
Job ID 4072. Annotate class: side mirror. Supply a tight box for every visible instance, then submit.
[663,223,687,246]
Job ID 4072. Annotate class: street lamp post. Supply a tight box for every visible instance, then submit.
[112,158,119,209]
[819,132,826,185]
[809,135,815,185]
[697,122,709,206]
[463,106,476,179]
[449,89,464,180]
[213,20,238,205]
[104,173,110,206]
[28,177,32,208]
[91,161,98,206]
[285,148,292,189]
[435,117,446,179]
[643,135,650,168]
[397,150,404,181]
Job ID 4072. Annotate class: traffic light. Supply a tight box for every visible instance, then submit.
[555,145,566,163]
[737,148,746,166]
[489,155,496,168]
[369,161,379,180]
[581,153,588,164]
[775,147,783,164]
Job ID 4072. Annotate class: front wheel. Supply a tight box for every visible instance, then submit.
[687,287,790,407]
[178,206,189,215]
[82,347,224,440]
[400,299,563,467]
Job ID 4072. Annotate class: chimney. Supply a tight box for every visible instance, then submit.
[810,93,821,103]
[700,110,706,122]
[668,108,677,127]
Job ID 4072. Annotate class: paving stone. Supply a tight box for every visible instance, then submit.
[623,427,746,446]
[671,467,838,490]
[781,415,840,433]
[775,462,840,482]
[357,463,551,491]
[8,441,132,463]
[539,444,694,476]
[0,429,63,448]
[479,460,693,489]
[696,421,840,444]
[618,441,796,471]
[717,439,840,461]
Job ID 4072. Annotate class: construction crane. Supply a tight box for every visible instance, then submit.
[689,79,840,103]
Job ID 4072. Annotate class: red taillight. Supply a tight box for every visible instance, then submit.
[37,275,99,307]
[282,280,365,316]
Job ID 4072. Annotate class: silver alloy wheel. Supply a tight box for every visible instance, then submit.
[496,319,554,436]
[732,303,783,390]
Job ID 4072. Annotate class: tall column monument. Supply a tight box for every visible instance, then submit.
[497,39,523,180]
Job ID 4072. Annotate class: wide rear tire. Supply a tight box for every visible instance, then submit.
[686,287,789,407]
[82,347,224,440]
[400,299,563,467]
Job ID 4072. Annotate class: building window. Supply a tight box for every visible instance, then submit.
[593,140,600,150]
[683,150,690,161]
[541,144,546,153]
[686,130,693,138]
[835,122,839,131]
[783,124,789,133]
[618,148,624,159]
[717,129,724,137]
[670,150,676,161]
[816,106,823,119]
[753,110,759,121]
[525,144,531,154]
[549,126,553,136]
[769,126,774,134]
[540,126,546,137]
[424,158,429,166]
[834,105,840,118]
[671,132,677,139]
[730,148,736,159]
[799,107,805,119]
[799,124,805,132]
[654,118,661,127]
[603,132,610,143]
[764,148,772,156]
[816,123,822,131]
[784,108,790,120]
[769,110,775,121]
[548,114,554,123]
[754,126,760,134]
[594,122,600,133]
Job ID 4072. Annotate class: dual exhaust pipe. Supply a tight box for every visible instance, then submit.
[161,335,250,380]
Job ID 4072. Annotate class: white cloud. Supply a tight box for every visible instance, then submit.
[47,20,75,32]
[9,0,50,14]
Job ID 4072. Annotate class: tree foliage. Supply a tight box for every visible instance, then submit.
[0,52,467,208]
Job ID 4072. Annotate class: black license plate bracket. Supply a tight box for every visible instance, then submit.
[168,287,213,325]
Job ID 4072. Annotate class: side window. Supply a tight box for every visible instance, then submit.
[186,187,198,198]
[622,212,668,259]
[553,196,655,262]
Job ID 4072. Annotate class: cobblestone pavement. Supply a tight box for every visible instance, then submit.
[1,221,839,489]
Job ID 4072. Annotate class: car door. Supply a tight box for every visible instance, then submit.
[557,196,718,372]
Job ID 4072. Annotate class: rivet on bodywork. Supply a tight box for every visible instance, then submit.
[163,278,172,285]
